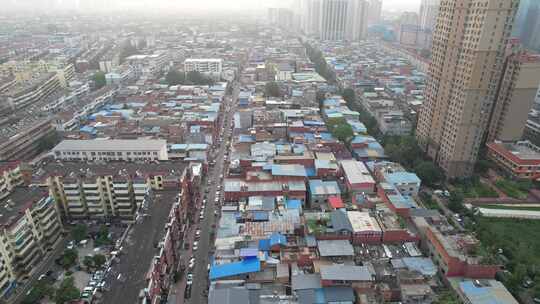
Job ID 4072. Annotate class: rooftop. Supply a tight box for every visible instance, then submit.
[319,265,374,281]
[340,160,375,185]
[347,211,382,233]
[33,160,189,182]
[309,180,341,196]
[458,280,518,304]
[53,139,167,152]
[317,240,354,257]
[209,258,261,280]
[0,186,49,227]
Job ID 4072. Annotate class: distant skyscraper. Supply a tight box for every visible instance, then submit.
[367,0,382,25]
[303,0,322,36]
[487,42,540,142]
[416,0,519,178]
[513,0,540,51]
[419,0,440,31]
[319,0,368,41]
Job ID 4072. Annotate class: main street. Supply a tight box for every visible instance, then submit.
[186,83,238,304]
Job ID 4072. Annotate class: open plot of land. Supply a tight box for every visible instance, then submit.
[456,180,499,198]
[494,180,530,199]
[476,218,540,265]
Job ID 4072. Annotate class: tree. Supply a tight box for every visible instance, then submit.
[326,117,354,144]
[22,281,55,304]
[341,88,355,105]
[38,131,60,153]
[83,256,94,271]
[166,70,185,86]
[186,71,214,86]
[475,159,491,175]
[333,123,354,143]
[93,254,107,269]
[94,225,111,247]
[93,71,106,89]
[61,249,78,270]
[71,224,88,243]
[414,161,444,187]
[265,81,281,97]
[55,277,80,304]
[448,189,465,213]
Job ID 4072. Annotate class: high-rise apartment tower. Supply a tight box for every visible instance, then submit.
[416,0,520,178]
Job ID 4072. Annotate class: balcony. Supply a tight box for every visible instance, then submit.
[64,189,80,195]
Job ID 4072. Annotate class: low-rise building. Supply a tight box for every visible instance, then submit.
[340,160,376,200]
[486,140,540,180]
[348,211,383,244]
[308,180,341,206]
[52,139,169,161]
[412,216,499,279]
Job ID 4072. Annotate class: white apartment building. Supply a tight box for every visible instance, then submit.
[184,58,223,80]
[52,139,169,161]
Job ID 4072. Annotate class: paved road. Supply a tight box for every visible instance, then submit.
[185,84,238,304]
[423,188,465,231]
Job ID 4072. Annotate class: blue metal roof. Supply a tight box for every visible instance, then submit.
[305,167,317,177]
[209,258,261,280]
[271,164,307,177]
[459,281,517,304]
[385,172,421,185]
[238,135,255,143]
[286,199,302,210]
[80,126,96,134]
[258,239,270,251]
[270,233,287,247]
[401,257,437,276]
[387,193,419,209]
[252,211,269,221]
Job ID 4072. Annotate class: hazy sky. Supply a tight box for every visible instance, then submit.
[4,0,422,13]
[382,0,421,12]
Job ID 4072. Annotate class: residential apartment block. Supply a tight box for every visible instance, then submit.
[184,58,223,79]
[0,188,63,295]
[487,49,540,142]
[36,161,189,220]
[0,119,55,161]
[416,0,519,178]
[0,162,25,200]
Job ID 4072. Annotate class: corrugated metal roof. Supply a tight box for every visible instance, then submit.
[331,210,352,232]
[271,164,307,177]
[292,274,322,290]
[320,265,374,281]
[385,172,421,185]
[209,258,261,280]
[309,180,341,196]
[317,240,354,257]
[459,280,518,304]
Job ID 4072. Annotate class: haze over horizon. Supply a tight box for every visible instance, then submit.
[3,0,422,13]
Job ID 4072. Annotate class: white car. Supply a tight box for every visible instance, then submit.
[195,230,201,237]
